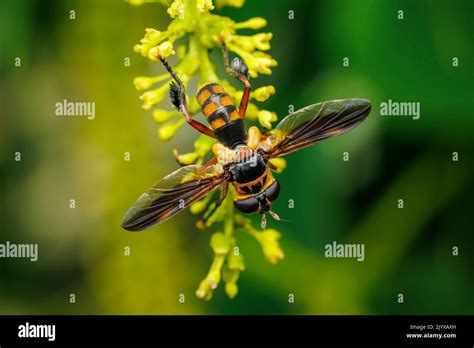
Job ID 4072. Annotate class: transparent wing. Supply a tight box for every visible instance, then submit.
[260,99,371,158]
[121,164,227,231]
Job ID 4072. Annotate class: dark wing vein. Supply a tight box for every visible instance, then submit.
[122,165,226,231]
[266,99,371,158]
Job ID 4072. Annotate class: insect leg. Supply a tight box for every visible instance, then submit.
[203,156,218,169]
[196,182,229,229]
[267,160,277,171]
[221,43,251,119]
[158,55,216,138]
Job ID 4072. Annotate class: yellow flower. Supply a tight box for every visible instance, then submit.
[167,0,184,18]
[148,41,175,60]
[128,0,144,6]
[251,32,272,51]
[194,134,216,157]
[139,83,169,109]
[234,17,267,30]
[197,0,214,12]
[142,28,162,45]
[133,29,165,57]
[210,232,233,254]
[133,74,169,91]
[133,43,152,57]
[190,194,213,214]
[225,282,238,298]
[232,36,255,52]
[152,109,178,123]
[256,229,285,264]
[158,119,185,141]
[245,102,259,121]
[227,253,245,271]
[175,151,199,165]
[230,33,272,52]
[268,158,287,174]
[128,0,164,5]
[257,110,277,129]
[131,0,285,300]
[215,0,245,8]
[252,85,276,102]
[253,51,278,75]
[196,279,213,299]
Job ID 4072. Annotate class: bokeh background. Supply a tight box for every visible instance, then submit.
[1,0,473,314]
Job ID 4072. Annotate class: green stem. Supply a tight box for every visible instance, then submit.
[224,194,234,237]
[198,43,219,82]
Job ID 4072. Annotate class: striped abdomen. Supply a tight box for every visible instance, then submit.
[197,83,246,149]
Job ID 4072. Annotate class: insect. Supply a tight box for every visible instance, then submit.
[122,44,371,231]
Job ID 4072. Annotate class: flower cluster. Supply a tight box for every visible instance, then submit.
[132,0,278,141]
[132,0,285,299]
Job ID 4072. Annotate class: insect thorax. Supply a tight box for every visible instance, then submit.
[230,149,267,185]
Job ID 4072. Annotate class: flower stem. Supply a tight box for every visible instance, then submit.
[224,194,234,237]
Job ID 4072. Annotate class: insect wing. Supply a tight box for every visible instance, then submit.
[261,99,371,158]
[121,164,226,231]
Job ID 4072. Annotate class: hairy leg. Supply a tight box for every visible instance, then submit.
[196,183,229,229]
[158,55,216,138]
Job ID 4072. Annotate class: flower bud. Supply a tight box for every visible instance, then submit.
[259,229,285,264]
[196,279,212,299]
[257,110,277,129]
[140,92,159,110]
[256,57,277,74]
[133,75,169,91]
[216,0,245,8]
[194,134,216,157]
[268,158,287,174]
[142,28,162,45]
[233,36,255,52]
[157,119,184,141]
[176,151,199,166]
[190,194,211,214]
[252,85,275,102]
[167,0,184,18]
[133,44,143,53]
[197,0,214,12]
[227,253,245,271]
[152,109,177,123]
[140,84,168,109]
[234,17,267,30]
[225,282,238,298]
[134,77,152,91]
[210,232,233,255]
[245,102,259,121]
[251,32,272,51]
[148,41,175,60]
[207,270,221,289]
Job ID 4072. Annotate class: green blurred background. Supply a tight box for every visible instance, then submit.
[1,0,473,314]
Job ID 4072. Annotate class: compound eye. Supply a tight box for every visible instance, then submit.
[265,180,280,201]
[234,196,259,213]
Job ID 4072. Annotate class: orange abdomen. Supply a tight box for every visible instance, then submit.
[196,83,240,131]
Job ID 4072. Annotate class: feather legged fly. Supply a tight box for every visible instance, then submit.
[122,44,371,231]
